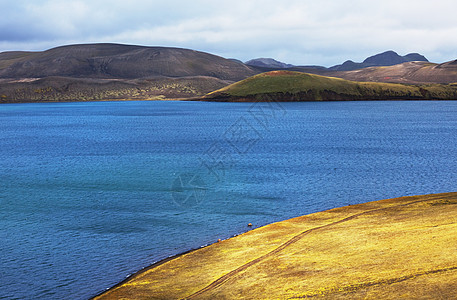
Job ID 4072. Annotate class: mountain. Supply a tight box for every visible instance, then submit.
[245,51,430,74]
[404,53,428,62]
[0,43,260,102]
[202,70,457,102]
[245,58,294,69]
[330,60,457,84]
[329,60,363,71]
[330,51,429,71]
[1,44,456,103]
[363,50,410,66]
[0,43,257,81]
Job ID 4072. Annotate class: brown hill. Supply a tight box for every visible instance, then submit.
[0,43,257,81]
[0,43,259,102]
[330,60,457,84]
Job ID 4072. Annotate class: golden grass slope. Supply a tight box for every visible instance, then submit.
[93,192,457,299]
[203,71,457,101]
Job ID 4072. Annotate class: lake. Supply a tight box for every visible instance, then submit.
[1,100,457,299]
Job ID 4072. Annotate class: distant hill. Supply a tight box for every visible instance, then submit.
[330,60,457,84]
[202,70,457,102]
[0,43,257,81]
[245,58,294,69]
[330,51,429,71]
[245,51,431,74]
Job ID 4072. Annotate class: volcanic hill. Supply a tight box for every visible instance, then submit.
[0,44,258,102]
[0,43,256,80]
[202,70,457,102]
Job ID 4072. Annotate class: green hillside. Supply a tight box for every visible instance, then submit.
[203,70,457,101]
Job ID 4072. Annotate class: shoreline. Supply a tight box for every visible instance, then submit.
[90,231,251,299]
[2,98,457,105]
[93,192,457,299]
[91,247,199,299]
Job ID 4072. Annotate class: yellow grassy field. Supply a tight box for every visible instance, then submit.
[93,193,457,299]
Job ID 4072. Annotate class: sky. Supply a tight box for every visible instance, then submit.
[1,0,456,66]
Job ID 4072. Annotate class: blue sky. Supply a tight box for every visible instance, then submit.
[1,0,456,66]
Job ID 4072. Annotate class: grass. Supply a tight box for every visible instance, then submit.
[93,192,457,299]
[204,71,457,101]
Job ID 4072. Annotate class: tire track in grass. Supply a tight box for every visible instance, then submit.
[183,196,444,299]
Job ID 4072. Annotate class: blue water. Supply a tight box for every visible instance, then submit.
[1,100,457,299]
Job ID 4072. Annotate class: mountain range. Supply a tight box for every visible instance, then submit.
[329,51,429,71]
[245,51,429,71]
[0,43,456,103]
[329,60,457,84]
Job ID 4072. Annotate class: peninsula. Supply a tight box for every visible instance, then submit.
[93,192,457,299]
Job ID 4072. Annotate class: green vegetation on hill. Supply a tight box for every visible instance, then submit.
[203,71,457,101]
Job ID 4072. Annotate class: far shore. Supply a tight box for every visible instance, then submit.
[92,192,457,299]
[2,98,457,105]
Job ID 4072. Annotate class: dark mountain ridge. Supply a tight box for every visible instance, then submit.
[246,51,430,73]
[245,58,294,69]
[330,50,429,71]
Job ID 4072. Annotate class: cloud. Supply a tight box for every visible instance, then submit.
[0,0,456,66]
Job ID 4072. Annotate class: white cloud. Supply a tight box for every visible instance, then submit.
[1,0,456,66]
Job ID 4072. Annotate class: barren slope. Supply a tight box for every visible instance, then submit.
[0,43,256,81]
[332,60,457,84]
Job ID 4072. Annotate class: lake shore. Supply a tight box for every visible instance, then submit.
[92,192,457,299]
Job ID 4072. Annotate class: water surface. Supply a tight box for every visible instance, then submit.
[1,100,457,299]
